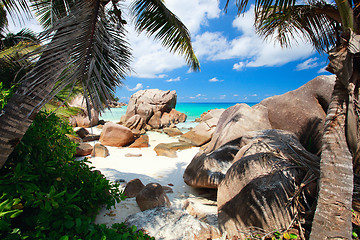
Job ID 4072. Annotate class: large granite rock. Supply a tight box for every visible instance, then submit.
[123,178,145,198]
[121,89,186,130]
[258,75,335,154]
[125,207,221,240]
[204,103,272,153]
[180,112,221,147]
[99,122,134,147]
[183,104,272,188]
[69,95,99,128]
[136,183,171,211]
[217,130,319,238]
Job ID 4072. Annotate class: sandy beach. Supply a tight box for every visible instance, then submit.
[80,127,202,225]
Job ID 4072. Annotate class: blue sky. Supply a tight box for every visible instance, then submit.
[8,0,332,103]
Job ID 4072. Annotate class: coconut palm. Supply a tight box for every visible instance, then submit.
[225,0,359,238]
[0,0,199,168]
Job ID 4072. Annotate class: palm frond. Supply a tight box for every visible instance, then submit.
[0,3,7,35]
[29,0,77,29]
[20,0,132,115]
[0,0,30,19]
[255,3,339,53]
[225,0,297,17]
[131,0,200,71]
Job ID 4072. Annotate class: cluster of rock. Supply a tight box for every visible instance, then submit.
[107,101,127,108]
[120,89,186,131]
[182,75,335,238]
[68,95,100,128]
[122,178,221,239]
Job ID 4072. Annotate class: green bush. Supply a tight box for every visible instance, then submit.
[0,112,154,239]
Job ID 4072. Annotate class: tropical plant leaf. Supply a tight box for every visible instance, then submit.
[131,0,200,71]
[255,2,339,53]
[0,0,30,19]
[21,0,132,116]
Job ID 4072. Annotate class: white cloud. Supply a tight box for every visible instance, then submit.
[249,94,258,97]
[233,94,239,97]
[123,0,221,78]
[193,5,315,69]
[209,77,223,82]
[296,58,319,71]
[233,62,245,71]
[166,77,181,82]
[126,83,143,91]
[219,95,226,99]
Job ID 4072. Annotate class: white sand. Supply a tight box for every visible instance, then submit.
[82,128,201,225]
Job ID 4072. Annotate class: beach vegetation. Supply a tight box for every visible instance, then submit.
[0,111,153,239]
[0,0,200,170]
[226,0,360,237]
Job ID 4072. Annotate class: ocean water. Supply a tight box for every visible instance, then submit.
[100,102,257,124]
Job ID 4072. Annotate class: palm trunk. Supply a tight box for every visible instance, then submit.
[310,79,353,239]
[0,28,72,169]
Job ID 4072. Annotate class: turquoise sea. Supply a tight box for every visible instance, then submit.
[100,102,257,124]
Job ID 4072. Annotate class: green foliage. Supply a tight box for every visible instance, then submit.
[0,112,152,239]
[0,82,15,109]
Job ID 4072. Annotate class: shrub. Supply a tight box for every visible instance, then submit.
[0,112,153,239]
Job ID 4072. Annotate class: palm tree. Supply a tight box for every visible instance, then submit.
[225,0,359,238]
[0,0,200,168]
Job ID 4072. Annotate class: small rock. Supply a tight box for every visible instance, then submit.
[124,178,145,198]
[136,183,171,211]
[129,135,149,148]
[82,134,100,142]
[91,143,109,158]
[125,207,221,240]
[76,127,89,138]
[125,153,143,157]
[66,134,82,143]
[154,142,193,158]
[163,127,183,137]
[114,179,126,183]
[76,143,93,156]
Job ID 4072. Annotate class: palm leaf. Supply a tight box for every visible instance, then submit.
[21,0,132,115]
[131,0,200,71]
[255,3,339,53]
[225,0,297,17]
[29,0,77,29]
[0,0,30,19]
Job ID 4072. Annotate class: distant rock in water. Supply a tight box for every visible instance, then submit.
[120,89,186,130]
[107,101,127,108]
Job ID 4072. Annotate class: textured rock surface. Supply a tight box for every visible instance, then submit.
[136,183,171,211]
[121,89,186,130]
[69,95,99,128]
[163,127,183,137]
[204,103,272,153]
[99,122,134,147]
[129,135,149,148]
[217,130,319,238]
[154,142,193,158]
[183,103,272,188]
[76,143,93,156]
[123,178,145,198]
[76,128,89,138]
[258,75,335,154]
[125,207,221,240]
[124,89,176,122]
[91,143,109,158]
